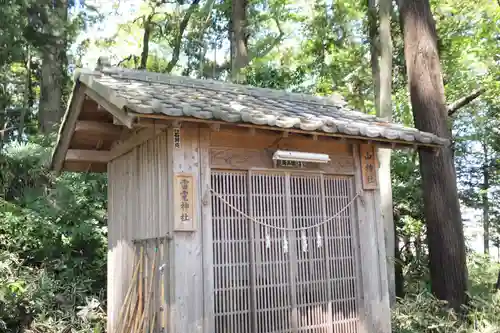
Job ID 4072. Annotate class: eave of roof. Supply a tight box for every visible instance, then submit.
[50,78,83,173]
[79,67,450,146]
[50,65,451,173]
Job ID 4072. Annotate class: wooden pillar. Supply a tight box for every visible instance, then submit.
[168,126,204,333]
[200,127,214,333]
[353,144,391,333]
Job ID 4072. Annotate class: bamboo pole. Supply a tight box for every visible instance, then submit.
[149,311,157,333]
[133,245,145,332]
[115,254,141,332]
[160,241,166,332]
[123,297,139,332]
[138,246,158,332]
[123,274,141,332]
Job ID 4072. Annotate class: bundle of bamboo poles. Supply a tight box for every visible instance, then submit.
[115,242,163,333]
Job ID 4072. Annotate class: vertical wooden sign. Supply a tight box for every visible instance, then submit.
[359,144,378,190]
[173,127,181,149]
[174,173,196,231]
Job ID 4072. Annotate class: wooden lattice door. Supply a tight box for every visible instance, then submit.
[211,170,360,333]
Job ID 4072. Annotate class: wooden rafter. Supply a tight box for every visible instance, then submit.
[74,120,123,139]
[75,120,113,132]
[63,162,107,173]
[66,149,111,164]
[52,83,87,173]
[84,88,135,128]
[110,128,165,161]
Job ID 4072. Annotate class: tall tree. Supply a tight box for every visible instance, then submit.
[19,45,33,141]
[27,0,70,134]
[398,0,468,311]
[230,0,249,82]
[378,0,395,305]
[367,0,395,304]
[481,141,490,255]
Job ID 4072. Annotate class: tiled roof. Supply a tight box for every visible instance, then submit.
[76,67,449,146]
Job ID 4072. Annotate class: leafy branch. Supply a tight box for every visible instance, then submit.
[249,17,285,60]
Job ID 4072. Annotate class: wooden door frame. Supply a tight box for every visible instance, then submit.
[204,167,363,333]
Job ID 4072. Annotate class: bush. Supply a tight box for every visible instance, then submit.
[392,255,500,333]
[0,141,107,332]
[0,249,106,332]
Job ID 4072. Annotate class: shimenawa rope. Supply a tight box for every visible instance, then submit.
[209,188,361,232]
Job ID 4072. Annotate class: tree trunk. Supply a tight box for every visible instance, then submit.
[394,212,404,298]
[378,0,395,307]
[19,46,31,142]
[39,47,64,134]
[367,0,380,110]
[403,234,413,264]
[38,0,68,134]
[368,0,395,305]
[495,269,500,290]
[139,16,151,70]
[398,0,468,311]
[164,0,202,73]
[0,85,7,150]
[482,143,490,255]
[414,231,422,262]
[230,0,249,83]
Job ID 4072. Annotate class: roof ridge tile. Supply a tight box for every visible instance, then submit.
[97,66,351,109]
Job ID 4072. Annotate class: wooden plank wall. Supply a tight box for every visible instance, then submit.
[107,132,170,333]
[352,144,391,333]
[107,124,391,333]
[108,125,207,333]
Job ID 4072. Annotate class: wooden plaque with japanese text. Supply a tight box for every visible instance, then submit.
[359,144,378,190]
[174,173,196,231]
[173,127,181,149]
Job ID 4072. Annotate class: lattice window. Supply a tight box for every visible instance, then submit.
[211,170,360,333]
[251,173,291,332]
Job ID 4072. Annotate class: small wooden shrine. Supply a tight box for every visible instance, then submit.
[50,58,448,333]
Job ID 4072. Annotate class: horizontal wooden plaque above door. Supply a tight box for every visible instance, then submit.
[209,147,355,174]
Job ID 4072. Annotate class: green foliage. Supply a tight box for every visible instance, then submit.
[393,255,500,333]
[0,1,28,65]
[0,249,105,332]
[0,141,107,332]
[244,63,307,90]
